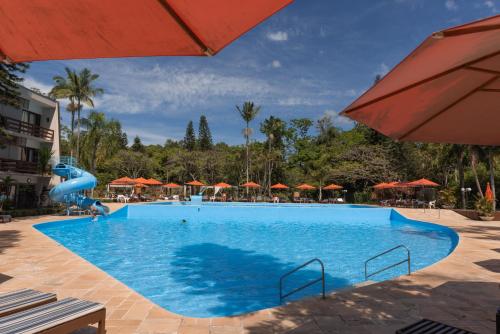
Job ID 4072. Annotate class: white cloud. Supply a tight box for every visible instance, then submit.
[277,97,328,107]
[22,77,52,95]
[323,110,354,128]
[483,0,497,12]
[267,31,288,41]
[445,0,458,10]
[91,63,276,115]
[271,60,282,68]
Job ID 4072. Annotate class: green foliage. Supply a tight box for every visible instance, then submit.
[38,146,54,175]
[198,115,213,151]
[0,62,29,107]
[438,187,457,208]
[131,135,145,152]
[353,191,371,204]
[183,121,196,151]
[475,197,494,217]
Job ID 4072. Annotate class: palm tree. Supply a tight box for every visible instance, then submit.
[81,111,123,174]
[38,146,54,175]
[468,145,484,199]
[50,67,103,161]
[236,102,260,189]
[260,116,285,196]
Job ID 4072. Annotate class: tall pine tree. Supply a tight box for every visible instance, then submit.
[184,121,196,151]
[198,115,213,151]
[131,136,145,152]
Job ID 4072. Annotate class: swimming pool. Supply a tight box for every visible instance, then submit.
[35,204,458,318]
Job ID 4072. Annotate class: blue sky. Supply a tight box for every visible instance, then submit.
[22,0,498,145]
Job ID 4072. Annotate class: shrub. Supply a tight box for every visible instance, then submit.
[438,187,457,208]
[475,197,494,217]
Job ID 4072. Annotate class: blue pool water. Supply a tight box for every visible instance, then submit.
[35,204,458,318]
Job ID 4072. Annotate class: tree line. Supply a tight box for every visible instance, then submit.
[2,64,499,207]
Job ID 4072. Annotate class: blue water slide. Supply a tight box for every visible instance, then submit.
[49,163,110,216]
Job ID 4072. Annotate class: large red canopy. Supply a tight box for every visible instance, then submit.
[271,183,289,189]
[241,182,261,188]
[296,183,316,190]
[0,0,293,63]
[342,15,500,146]
[186,180,205,186]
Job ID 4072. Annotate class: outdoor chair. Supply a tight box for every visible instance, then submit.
[0,297,106,334]
[0,289,56,317]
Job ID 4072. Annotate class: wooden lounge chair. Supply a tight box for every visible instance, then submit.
[0,289,56,317]
[0,297,105,334]
[396,318,476,334]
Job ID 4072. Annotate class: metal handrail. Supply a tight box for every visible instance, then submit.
[279,258,325,303]
[364,245,411,280]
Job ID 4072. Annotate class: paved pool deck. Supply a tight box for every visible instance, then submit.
[0,204,498,333]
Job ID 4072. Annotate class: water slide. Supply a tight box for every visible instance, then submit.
[49,163,110,216]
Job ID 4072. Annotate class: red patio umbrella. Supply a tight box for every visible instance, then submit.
[296,183,316,190]
[407,178,440,187]
[485,182,494,202]
[342,15,500,146]
[241,182,261,188]
[323,183,343,190]
[0,0,293,63]
[134,177,150,185]
[110,177,136,185]
[213,182,232,188]
[271,183,289,189]
[146,178,163,186]
[163,183,181,188]
[186,180,206,186]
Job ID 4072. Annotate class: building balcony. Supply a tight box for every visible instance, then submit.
[0,158,38,174]
[2,115,54,141]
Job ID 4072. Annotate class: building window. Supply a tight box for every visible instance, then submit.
[21,110,41,126]
[21,147,39,163]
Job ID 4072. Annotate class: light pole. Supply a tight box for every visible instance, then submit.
[461,187,472,209]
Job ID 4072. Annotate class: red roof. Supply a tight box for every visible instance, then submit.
[406,178,440,187]
[213,182,232,188]
[296,183,316,190]
[0,0,292,63]
[163,183,181,188]
[186,180,205,186]
[271,183,289,189]
[323,183,343,190]
[241,182,261,188]
[342,14,500,146]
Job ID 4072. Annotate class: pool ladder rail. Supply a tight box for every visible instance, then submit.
[279,258,326,304]
[364,245,411,280]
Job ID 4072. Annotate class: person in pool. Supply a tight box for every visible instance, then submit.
[90,205,99,222]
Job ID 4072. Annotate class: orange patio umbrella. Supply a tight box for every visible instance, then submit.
[241,182,261,188]
[186,180,206,186]
[134,183,147,188]
[407,178,440,187]
[213,182,232,188]
[163,183,181,188]
[146,178,163,186]
[134,177,150,185]
[323,183,343,190]
[485,182,494,202]
[0,0,293,63]
[342,14,500,146]
[296,183,316,190]
[110,176,136,185]
[271,183,289,189]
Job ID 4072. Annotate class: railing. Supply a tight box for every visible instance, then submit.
[365,245,411,280]
[2,115,54,141]
[0,158,38,174]
[279,258,326,303]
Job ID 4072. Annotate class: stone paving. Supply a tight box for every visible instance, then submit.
[0,205,498,333]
